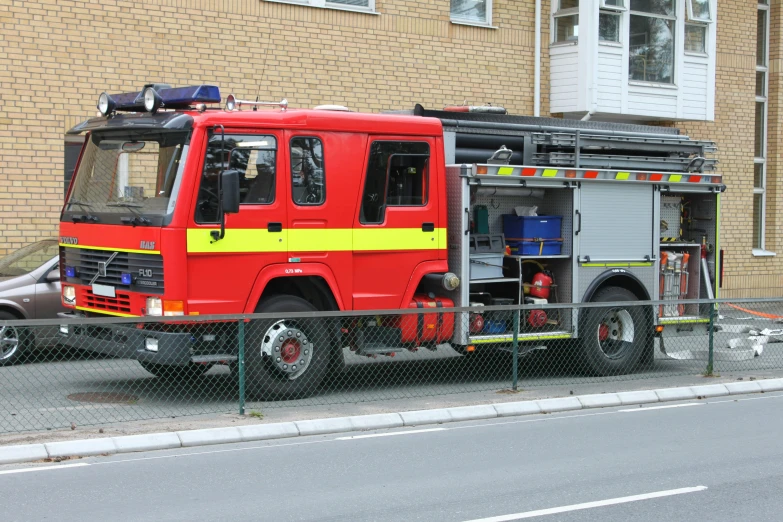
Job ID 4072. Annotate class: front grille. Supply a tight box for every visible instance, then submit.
[82,289,132,314]
[61,247,164,294]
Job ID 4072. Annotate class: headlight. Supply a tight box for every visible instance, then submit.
[63,286,76,306]
[97,92,116,116]
[146,297,163,316]
[143,87,162,113]
[226,94,236,111]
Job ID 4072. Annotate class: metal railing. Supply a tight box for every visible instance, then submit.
[1,298,782,434]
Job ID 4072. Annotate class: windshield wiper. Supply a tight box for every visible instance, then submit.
[71,214,99,224]
[107,202,151,226]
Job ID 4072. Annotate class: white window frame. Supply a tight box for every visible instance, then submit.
[628,0,678,85]
[753,0,773,255]
[686,0,713,23]
[553,0,580,44]
[600,0,627,12]
[599,10,623,43]
[264,0,376,15]
[450,0,493,27]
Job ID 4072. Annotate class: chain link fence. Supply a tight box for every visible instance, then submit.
[1,298,782,434]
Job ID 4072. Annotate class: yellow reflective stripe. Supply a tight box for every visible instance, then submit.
[659,318,710,325]
[497,167,514,176]
[59,243,160,255]
[187,228,287,254]
[289,228,352,251]
[542,169,558,177]
[471,333,573,344]
[187,228,447,253]
[581,262,653,267]
[615,172,630,180]
[669,174,683,182]
[75,306,139,318]
[353,228,441,251]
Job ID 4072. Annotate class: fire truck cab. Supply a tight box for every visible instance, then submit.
[58,84,723,399]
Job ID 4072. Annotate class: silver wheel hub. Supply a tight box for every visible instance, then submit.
[0,325,20,361]
[597,309,635,359]
[260,321,312,380]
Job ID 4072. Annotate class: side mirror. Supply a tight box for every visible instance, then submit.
[221,170,240,214]
[46,269,60,283]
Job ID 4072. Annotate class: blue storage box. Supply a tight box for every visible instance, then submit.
[508,240,563,256]
[503,215,562,240]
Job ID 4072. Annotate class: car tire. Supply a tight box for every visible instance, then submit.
[245,295,331,400]
[579,286,650,376]
[0,311,30,366]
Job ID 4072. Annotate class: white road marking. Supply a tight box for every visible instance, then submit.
[0,462,90,475]
[463,486,708,521]
[619,403,704,412]
[336,428,446,440]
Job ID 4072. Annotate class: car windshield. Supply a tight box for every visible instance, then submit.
[63,129,191,225]
[0,240,58,277]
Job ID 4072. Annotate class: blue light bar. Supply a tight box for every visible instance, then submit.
[105,84,222,113]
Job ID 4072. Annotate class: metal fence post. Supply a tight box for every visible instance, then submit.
[512,308,520,391]
[706,301,715,376]
[238,319,246,415]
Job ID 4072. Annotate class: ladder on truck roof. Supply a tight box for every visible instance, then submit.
[407,105,717,175]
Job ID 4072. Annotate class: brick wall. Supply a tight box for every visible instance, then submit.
[673,0,783,298]
[0,0,548,256]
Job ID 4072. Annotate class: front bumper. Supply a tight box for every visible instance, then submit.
[57,312,232,366]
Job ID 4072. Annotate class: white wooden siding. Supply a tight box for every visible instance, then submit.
[550,46,581,113]
[681,61,709,120]
[596,47,623,112]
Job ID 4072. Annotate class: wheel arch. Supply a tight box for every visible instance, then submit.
[581,269,651,304]
[244,264,344,313]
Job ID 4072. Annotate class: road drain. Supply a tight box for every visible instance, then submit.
[67,392,139,404]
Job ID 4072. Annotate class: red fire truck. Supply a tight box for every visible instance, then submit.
[59,84,722,398]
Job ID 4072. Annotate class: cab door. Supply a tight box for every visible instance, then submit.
[285,131,362,306]
[351,137,439,310]
[187,131,287,314]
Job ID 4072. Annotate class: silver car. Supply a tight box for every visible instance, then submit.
[0,239,64,365]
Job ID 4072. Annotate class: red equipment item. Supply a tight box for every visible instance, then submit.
[530,271,553,300]
[469,313,485,334]
[528,309,548,328]
[397,295,455,344]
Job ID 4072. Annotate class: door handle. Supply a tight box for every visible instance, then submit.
[267,222,283,233]
[422,222,435,232]
[575,210,581,236]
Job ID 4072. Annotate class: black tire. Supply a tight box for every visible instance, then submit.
[579,286,649,376]
[245,295,331,400]
[139,361,213,379]
[0,311,30,366]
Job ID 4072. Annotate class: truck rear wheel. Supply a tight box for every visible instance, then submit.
[245,295,330,400]
[579,286,648,376]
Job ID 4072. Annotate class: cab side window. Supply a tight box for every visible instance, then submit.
[360,141,430,224]
[196,134,277,223]
[290,137,325,206]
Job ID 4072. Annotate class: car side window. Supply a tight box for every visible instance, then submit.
[195,134,277,223]
[360,141,430,224]
[290,137,325,206]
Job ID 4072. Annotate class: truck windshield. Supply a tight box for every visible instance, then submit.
[63,129,191,226]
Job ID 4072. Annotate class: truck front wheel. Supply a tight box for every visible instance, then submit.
[245,295,331,400]
[579,286,648,376]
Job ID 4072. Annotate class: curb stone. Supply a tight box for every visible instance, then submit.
[3,378,783,466]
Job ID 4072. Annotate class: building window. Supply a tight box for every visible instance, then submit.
[265,0,375,13]
[554,0,579,43]
[599,12,621,42]
[451,0,492,26]
[754,1,770,251]
[628,0,676,83]
[685,24,706,53]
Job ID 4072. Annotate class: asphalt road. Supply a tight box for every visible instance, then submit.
[3,391,783,521]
